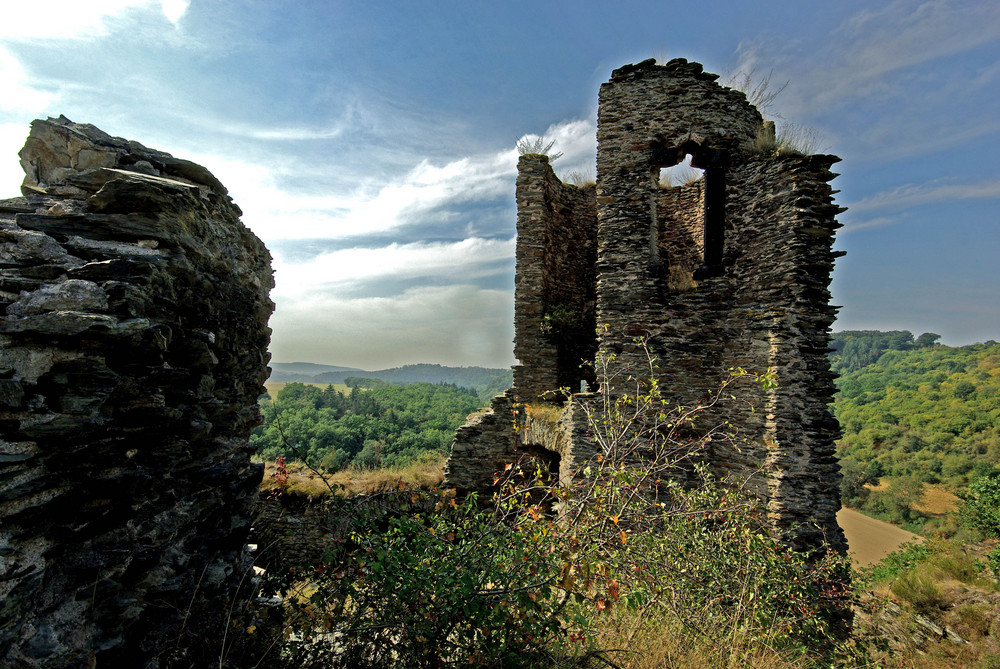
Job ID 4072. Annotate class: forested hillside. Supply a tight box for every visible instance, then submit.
[268,362,511,399]
[832,331,1000,514]
[251,381,484,470]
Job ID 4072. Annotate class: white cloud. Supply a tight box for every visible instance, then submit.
[732,1,1000,120]
[160,0,189,26]
[838,216,899,234]
[189,136,520,241]
[0,47,59,115]
[0,122,30,197]
[268,284,515,369]
[272,237,515,301]
[848,178,1000,213]
[0,0,180,41]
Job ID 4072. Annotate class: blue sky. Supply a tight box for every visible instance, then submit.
[1,0,998,369]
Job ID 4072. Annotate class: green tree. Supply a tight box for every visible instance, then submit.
[915,332,941,348]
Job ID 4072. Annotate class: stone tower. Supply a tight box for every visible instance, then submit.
[446,58,846,554]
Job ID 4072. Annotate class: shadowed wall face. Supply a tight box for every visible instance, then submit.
[0,117,273,667]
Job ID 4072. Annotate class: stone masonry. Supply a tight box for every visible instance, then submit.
[445,59,846,554]
[0,117,273,667]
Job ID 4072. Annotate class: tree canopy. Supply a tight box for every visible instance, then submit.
[251,381,486,470]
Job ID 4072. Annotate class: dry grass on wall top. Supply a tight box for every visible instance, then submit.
[752,122,823,157]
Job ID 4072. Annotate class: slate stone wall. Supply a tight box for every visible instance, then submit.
[0,117,273,667]
[512,156,597,402]
[446,58,846,554]
[441,390,518,495]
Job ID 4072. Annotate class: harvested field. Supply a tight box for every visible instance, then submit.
[263,381,350,398]
[838,507,922,567]
[914,483,960,516]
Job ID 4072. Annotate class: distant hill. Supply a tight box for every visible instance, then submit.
[831,331,1000,519]
[268,361,512,399]
[270,362,365,376]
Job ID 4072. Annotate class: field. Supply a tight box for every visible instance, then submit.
[262,381,350,399]
[261,457,445,497]
[837,507,921,567]
[914,483,961,516]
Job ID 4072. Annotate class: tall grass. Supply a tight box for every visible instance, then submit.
[261,454,445,498]
[753,122,823,156]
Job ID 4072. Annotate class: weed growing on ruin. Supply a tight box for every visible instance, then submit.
[562,170,594,187]
[256,344,858,667]
[725,68,788,116]
[516,135,563,161]
[752,122,823,157]
[776,123,822,156]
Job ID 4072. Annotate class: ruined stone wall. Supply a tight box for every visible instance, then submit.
[0,117,273,667]
[657,180,704,288]
[594,59,761,391]
[442,390,517,495]
[512,156,597,401]
[446,58,845,554]
[722,154,845,550]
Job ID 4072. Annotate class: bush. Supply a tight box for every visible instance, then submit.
[256,345,856,667]
[962,475,1000,537]
[987,546,1000,575]
[863,542,929,583]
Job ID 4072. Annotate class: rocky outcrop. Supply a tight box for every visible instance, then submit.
[0,117,273,667]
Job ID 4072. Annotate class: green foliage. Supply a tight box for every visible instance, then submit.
[890,571,946,614]
[282,363,510,396]
[864,537,992,624]
[273,490,568,668]
[251,381,482,470]
[832,337,1000,502]
[961,475,1000,537]
[860,476,926,526]
[829,329,932,374]
[986,546,1000,574]
[260,345,856,666]
[343,376,391,389]
[863,542,929,583]
[838,456,879,506]
[477,368,513,402]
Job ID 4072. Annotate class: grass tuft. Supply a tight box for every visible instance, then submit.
[563,169,595,187]
[751,122,823,157]
[516,135,563,161]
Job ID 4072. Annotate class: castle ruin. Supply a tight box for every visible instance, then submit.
[445,59,846,553]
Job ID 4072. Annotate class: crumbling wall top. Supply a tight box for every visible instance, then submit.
[598,58,763,162]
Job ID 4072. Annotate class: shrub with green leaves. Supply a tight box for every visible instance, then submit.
[961,475,1000,537]
[258,343,856,667]
[863,542,929,583]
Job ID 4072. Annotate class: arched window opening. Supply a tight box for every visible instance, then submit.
[659,154,704,188]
